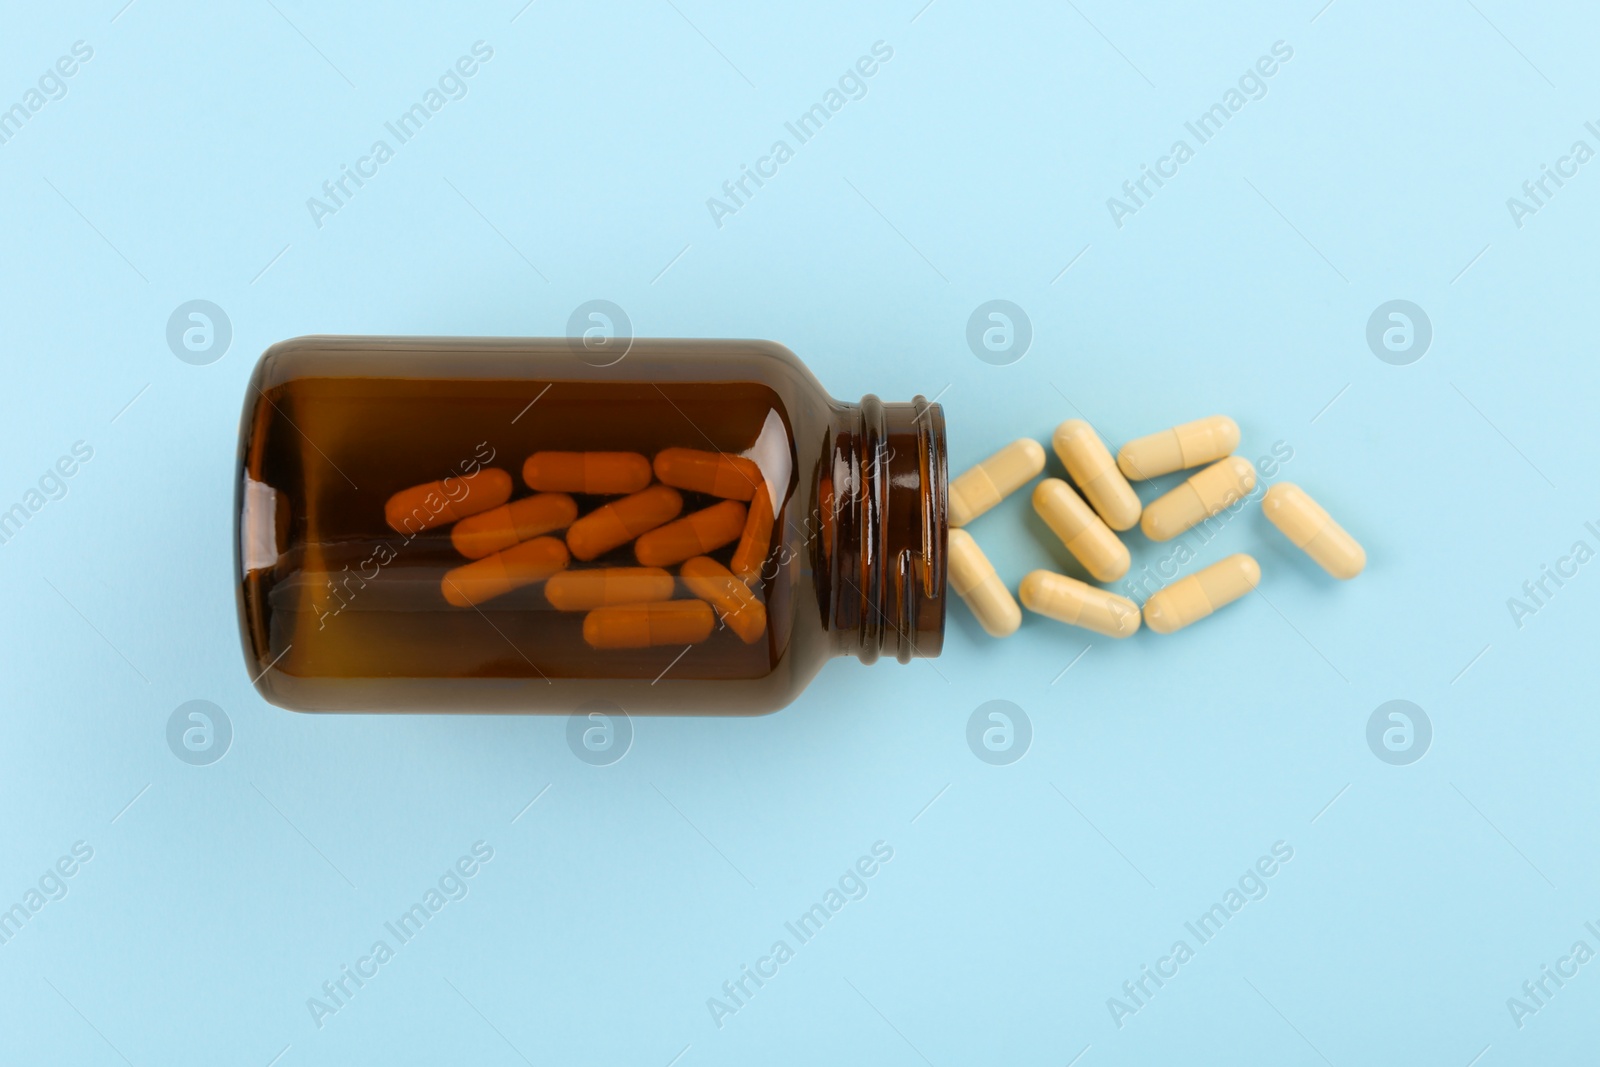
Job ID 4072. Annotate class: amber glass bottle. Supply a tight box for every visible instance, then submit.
[235,337,948,714]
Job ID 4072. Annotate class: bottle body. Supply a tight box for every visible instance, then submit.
[235,337,946,714]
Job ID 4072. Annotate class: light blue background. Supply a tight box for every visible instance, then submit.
[2,0,1596,1063]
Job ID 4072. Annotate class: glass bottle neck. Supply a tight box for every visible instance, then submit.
[820,394,948,664]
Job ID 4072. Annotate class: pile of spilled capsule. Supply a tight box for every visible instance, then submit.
[946,416,1365,639]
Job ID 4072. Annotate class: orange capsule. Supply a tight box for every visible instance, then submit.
[653,448,761,500]
[566,485,684,561]
[385,468,512,534]
[634,500,747,567]
[450,493,578,560]
[441,536,568,608]
[545,567,676,611]
[680,556,767,644]
[730,484,776,582]
[582,599,715,649]
[522,451,652,495]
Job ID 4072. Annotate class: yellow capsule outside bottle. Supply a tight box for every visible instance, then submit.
[1139,456,1256,542]
[949,438,1046,526]
[1031,478,1129,582]
[1019,570,1140,638]
[1262,483,1366,580]
[1143,554,1260,634]
[1117,415,1239,480]
[1051,419,1141,531]
[948,529,1021,637]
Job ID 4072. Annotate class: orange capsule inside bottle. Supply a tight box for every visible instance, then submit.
[566,485,684,561]
[634,500,747,567]
[582,599,715,649]
[653,447,762,500]
[522,451,652,495]
[545,567,676,611]
[385,468,512,534]
[450,493,578,560]
[680,556,767,644]
[441,536,568,608]
[730,484,776,582]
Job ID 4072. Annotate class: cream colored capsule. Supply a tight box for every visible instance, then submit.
[948,529,1021,637]
[1139,456,1257,542]
[1261,483,1366,580]
[1019,570,1140,638]
[1143,554,1260,634]
[1031,478,1129,582]
[1051,419,1141,531]
[949,439,1046,527]
[1117,415,1240,480]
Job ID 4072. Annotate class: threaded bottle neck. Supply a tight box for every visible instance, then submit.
[824,394,947,663]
